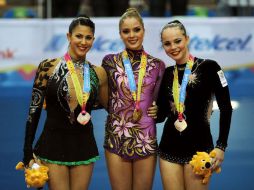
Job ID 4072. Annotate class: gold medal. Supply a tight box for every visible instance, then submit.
[174,118,187,132]
[122,50,147,124]
[77,111,91,125]
[133,108,142,122]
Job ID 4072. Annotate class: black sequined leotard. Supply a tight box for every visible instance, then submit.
[157,58,233,164]
[23,57,100,165]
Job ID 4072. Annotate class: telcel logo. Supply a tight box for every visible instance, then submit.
[44,33,252,53]
[189,34,252,51]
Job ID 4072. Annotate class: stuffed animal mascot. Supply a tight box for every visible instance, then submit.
[16,156,49,188]
[189,150,221,184]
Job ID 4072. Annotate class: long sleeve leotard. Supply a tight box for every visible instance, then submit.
[157,58,233,164]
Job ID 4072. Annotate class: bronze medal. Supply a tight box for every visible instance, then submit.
[133,108,142,122]
[77,111,91,125]
[174,118,187,132]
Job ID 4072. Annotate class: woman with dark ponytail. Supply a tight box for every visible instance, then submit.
[21,16,108,190]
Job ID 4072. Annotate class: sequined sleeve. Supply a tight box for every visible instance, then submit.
[156,67,171,123]
[210,60,233,151]
[152,60,165,101]
[23,59,56,165]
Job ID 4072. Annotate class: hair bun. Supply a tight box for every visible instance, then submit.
[168,20,182,25]
[126,7,138,13]
[76,14,90,20]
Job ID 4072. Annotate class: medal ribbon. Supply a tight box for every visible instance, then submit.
[122,50,147,109]
[64,53,90,112]
[173,55,194,120]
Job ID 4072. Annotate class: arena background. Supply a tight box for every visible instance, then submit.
[0,15,254,190]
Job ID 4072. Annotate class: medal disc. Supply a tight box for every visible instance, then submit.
[77,111,91,125]
[133,109,142,122]
[174,118,187,132]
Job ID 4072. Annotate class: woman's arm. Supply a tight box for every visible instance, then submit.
[23,59,56,166]
[147,60,166,119]
[211,61,233,152]
[94,66,108,110]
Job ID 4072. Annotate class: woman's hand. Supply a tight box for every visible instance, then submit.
[27,153,40,168]
[211,148,224,172]
[147,101,157,119]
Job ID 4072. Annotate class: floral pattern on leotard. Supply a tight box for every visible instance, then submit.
[102,49,165,159]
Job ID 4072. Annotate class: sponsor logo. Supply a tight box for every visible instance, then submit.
[91,36,124,52]
[44,34,66,52]
[189,34,252,51]
[0,48,16,59]
[44,34,252,53]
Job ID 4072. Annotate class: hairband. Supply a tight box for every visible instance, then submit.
[73,17,90,21]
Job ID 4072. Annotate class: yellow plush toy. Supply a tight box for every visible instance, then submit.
[16,159,49,188]
[189,150,221,184]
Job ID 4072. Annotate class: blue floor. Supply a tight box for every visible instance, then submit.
[1,67,254,189]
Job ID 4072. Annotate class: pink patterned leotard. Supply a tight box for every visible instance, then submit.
[102,49,165,160]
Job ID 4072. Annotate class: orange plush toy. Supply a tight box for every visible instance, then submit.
[16,159,49,188]
[189,150,221,184]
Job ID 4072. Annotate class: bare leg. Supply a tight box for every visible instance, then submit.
[105,150,132,190]
[44,163,70,190]
[70,163,94,190]
[184,164,209,190]
[133,154,157,190]
[159,158,185,190]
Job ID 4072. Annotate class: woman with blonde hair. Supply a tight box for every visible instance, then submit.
[101,8,165,190]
